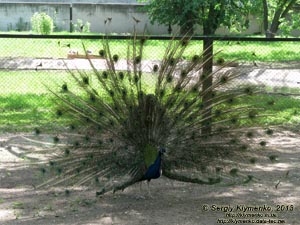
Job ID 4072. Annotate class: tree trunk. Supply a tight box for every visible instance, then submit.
[201,4,220,135]
[265,31,275,38]
[262,0,269,36]
[200,4,218,135]
[201,37,214,135]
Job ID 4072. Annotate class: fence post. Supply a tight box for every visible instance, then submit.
[201,37,214,135]
[70,4,73,33]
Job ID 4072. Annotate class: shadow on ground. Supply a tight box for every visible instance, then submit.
[0,129,300,225]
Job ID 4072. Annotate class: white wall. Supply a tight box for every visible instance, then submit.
[0,2,263,35]
[72,3,168,34]
[0,3,70,31]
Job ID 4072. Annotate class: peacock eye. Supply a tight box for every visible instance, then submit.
[168,57,175,66]
[99,49,106,57]
[109,90,115,97]
[260,141,267,146]
[122,89,127,97]
[82,77,89,85]
[84,135,90,142]
[246,131,254,138]
[220,75,228,83]
[217,57,225,65]
[53,136,60,143]
[192,86,198,92]
[140,37,147,44]
[181,39,189,46]
[118,72,124,80]
[266,129,273,135]
[74,141,80,147]
[153,64,159,72]
[102,71,108,79]
[134,56,141,64]
[166,74,173,83]
[40,167,46,174]
[248,111,257,119]
[268,100,275,105]
[61,83,68,92]
[138,91,144,98]
[90,94,96,102]
[159,89,165,97]
[214,109,222,117]
[56,110,63,117]
[192,55,200,63]
[64,149,70,156]
[180,70,187,78]
[134,75,139,83]
[230,168,239,176]
[113,54,119,62]
[200,73,206,80]
[109,120,114,126]
[65,189,70,196]
[34,128,41,135]
[230,117,238,124]
[227,98,234,104]
[244,87,253,95]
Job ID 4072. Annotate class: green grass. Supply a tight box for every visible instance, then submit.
[0,70,156,132]
[0,71,72,132]
[237,94,300,125]
[0,32,299,61]
[2,93,299,132]
[1,70,300,132]
[0,70,73,94]
[214,41,300,62]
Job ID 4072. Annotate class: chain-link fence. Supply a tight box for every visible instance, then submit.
[1,34,300,132]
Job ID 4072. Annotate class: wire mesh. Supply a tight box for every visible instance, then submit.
[0,34,300,132]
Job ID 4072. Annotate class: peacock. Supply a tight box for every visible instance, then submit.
[29,33,271,197]
[137,147,166,197]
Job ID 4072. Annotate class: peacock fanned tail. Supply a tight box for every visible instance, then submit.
[33,33,271,195]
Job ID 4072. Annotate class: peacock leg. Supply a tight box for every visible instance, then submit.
[147,180,153,198]
[139,181,143,192]
[96,177,140,197]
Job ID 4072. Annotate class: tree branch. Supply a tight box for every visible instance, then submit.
[281,0,297,18]
[269,0,295,35]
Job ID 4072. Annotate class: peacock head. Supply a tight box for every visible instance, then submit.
[159,147,166,155]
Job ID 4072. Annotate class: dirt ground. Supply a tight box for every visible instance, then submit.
[0,129,300,225]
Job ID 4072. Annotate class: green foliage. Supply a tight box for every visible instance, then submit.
[1,37,300,61]
[279,13,300,37]
[31,12,54,35]
[139,0,253,34]
[252,0,299,37]
[74,19,91,33]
